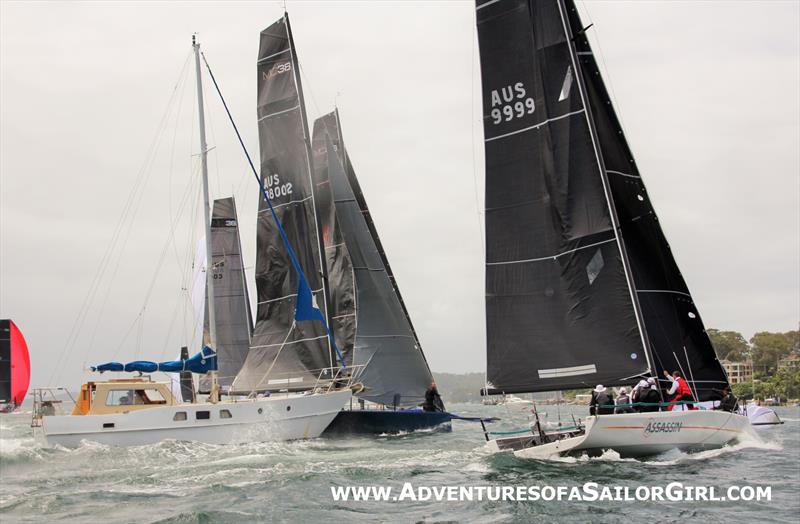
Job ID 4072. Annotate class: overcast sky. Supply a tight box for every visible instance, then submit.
[1,1,798,389]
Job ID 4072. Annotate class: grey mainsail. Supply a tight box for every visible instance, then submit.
[476,0,728,400]
[311,115,356,365]
[231,14,332,393]
[198,197,252,392]
[314,113,434,408]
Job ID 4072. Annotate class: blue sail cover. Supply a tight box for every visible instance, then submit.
[92,347,217,374]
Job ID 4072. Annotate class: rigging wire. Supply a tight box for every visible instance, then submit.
[578,1,630,138]
[82,55,194,370]
[110,163,201,361]
[50,50,193,386]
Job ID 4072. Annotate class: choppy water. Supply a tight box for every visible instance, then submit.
[1,404,798,523]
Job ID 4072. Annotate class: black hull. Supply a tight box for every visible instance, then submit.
[322,409,452,436]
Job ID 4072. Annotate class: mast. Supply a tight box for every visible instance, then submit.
[192,34,219,402]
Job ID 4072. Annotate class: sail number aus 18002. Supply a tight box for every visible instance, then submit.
[264,173,293,200]
[490,82,535,124]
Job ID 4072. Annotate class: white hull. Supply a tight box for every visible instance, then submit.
[488,410,755,459]
[40,389,351,447]
[742,403,783,426]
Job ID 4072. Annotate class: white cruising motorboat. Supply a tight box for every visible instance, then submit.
[475,0,754,458]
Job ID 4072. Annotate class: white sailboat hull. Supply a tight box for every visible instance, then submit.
[491,410,755,459]
[40,389,351,448]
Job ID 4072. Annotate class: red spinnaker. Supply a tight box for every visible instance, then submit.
[9,320,31,407]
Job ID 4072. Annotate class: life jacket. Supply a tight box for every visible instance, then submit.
[674,377,692,398]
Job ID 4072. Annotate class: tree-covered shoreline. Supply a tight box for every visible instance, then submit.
[433,329,800,404]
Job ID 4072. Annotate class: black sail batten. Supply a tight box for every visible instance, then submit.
[477,0,650,395]
[314,113,433,407]
[198,197,253,393]
[311,112,356,366]
[231,15,331,394]
[562,0,728,400]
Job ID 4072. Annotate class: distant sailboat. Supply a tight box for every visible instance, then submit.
[197,196,253,394]
[476,0,754,457]
[312,111,451,434]
[0,319,31,413]
[32,19,354,447]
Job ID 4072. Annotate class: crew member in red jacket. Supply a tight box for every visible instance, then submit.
[663,370,696,411]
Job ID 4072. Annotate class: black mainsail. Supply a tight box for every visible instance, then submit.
[199,197,253,392]
[232,14,333,393]
[312,111,434,408]
[477,0,728,400]
[561,2,728,398]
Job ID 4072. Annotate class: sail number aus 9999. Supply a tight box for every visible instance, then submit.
[490,82,535,125]
[265,173,293,200]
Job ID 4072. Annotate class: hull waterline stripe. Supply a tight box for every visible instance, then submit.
[603,425,739,433]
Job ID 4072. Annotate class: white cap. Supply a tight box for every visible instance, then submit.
[594,384,606,393]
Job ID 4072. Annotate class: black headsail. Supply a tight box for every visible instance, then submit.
[311,114,356,365]
[198,197,253,392]
[231,14,333,393]
[562,0,728,399]
[314,113,434,407]
[477,0,652,394]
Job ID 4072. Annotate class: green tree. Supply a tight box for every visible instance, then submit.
[750,331,799,374]
[707,329,749,361]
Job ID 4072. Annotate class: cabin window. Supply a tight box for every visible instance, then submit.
[173,412,187,421]
[106,390,135,406]
[106,389,166,406]
[220,409,232,419]
[196,411,211,420]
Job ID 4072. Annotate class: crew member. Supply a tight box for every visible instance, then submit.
[630,379,648,411]
[663,370,695,411]
[639,377,662,412]
[590,385,614,415]
[422,382,445,412]
[715,385,738,412]
[615,387,634,414]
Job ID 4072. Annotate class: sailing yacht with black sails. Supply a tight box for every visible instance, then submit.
[33,17,354,447]
[311,111,451,434]
[476,0,754,457]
